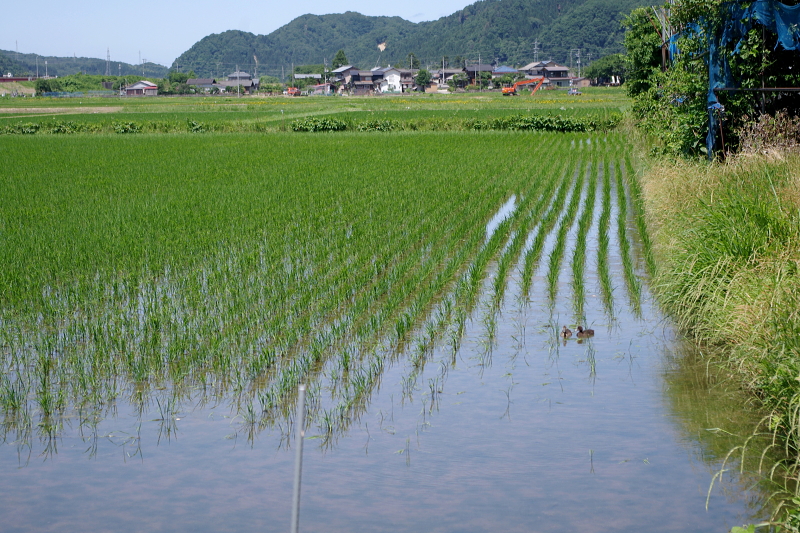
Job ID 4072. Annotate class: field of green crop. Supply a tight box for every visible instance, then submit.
[0,88,628,133]
[0,91,650,448]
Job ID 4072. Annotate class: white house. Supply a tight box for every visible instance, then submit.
[378,68,402,93]
[124,80,158,96]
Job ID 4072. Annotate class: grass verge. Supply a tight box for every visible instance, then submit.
[641,150,800,525]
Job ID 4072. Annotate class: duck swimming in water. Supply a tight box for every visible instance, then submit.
[576,326,594,338]
[561,325,572,338]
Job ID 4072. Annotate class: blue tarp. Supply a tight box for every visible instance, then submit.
[671,0,800,155]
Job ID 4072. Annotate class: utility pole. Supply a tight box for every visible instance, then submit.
[533,41,540,63]
[478,53,481,91]
[106,48,111,76]
[236,64,240,98]
[36,56,38,78]
[575,49,581,78]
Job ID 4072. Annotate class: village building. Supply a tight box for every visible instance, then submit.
[464,64,493,85]
[124,80,158,96]
[519,60,572,87]
[186,78,217,92]
[216,71,259,94]
[377,67,402,93]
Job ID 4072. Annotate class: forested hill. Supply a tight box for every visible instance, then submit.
[172,0,657,78]
[0,50,168,78]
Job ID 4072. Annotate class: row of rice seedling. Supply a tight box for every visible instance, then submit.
[615,156,643,314]
[596,158,615,317]
[570,156,599,320]
[490,136,570,307]
[519,158,575,297]
[624,153,656,277]
[546,157,586,303]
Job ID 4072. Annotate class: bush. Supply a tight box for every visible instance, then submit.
[112,121,141,134]
[2,123,40,134]
[187,120,207,133]
[291,117,348,132]
[356,120,396,132]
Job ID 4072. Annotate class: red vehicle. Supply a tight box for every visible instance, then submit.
[502,77,545,96]
[287,87,301,96]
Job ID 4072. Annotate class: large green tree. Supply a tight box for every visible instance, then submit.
[332,49,348,69]
[415,69,432,88]
[584,53,626,84]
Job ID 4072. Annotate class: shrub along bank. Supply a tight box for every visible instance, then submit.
[641,151,800,521]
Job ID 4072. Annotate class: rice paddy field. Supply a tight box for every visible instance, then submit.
[0,91,779,531]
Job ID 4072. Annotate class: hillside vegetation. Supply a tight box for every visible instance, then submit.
[0,50,168,78]
[172,0,657,77]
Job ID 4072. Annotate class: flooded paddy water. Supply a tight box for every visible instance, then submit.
[0,135,774,532]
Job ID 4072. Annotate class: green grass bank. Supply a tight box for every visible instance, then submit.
[640,151,800,517]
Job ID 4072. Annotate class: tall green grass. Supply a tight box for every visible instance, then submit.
[642,152,800,525]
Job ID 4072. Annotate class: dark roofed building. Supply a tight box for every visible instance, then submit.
[465,64,493,84]
[227,71,252,81]
[187,78,216,91]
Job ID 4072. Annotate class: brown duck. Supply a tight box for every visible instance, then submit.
[576,326,595,338]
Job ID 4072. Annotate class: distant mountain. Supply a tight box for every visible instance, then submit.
[172,0,658,78]
[0,50,168,78]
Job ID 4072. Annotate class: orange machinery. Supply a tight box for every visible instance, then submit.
[502,77,545,96]
[287,87,301,96]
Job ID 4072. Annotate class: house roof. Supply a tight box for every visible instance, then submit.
[493,65,518,74]
[228,71,251,78]
[128,80,157,89]
[217,80,255,87]
[331,65,355,73]
[465,64,493,72]
[521,60,567,71]
[294,73,322,79]
[186,78,215,85]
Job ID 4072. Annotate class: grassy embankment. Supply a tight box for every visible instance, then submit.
[640,150,800,516]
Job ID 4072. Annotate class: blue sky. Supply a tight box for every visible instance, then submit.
[8,0,474,67]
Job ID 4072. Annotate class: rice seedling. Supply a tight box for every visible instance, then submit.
[546,157,586,303]
[570,156,599,319]
[519,158,575,297]
[615,159,643,314]
[491,137,569,307]
[0,118,650,452]
[596,158,615,317]
[624,154,657,277]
